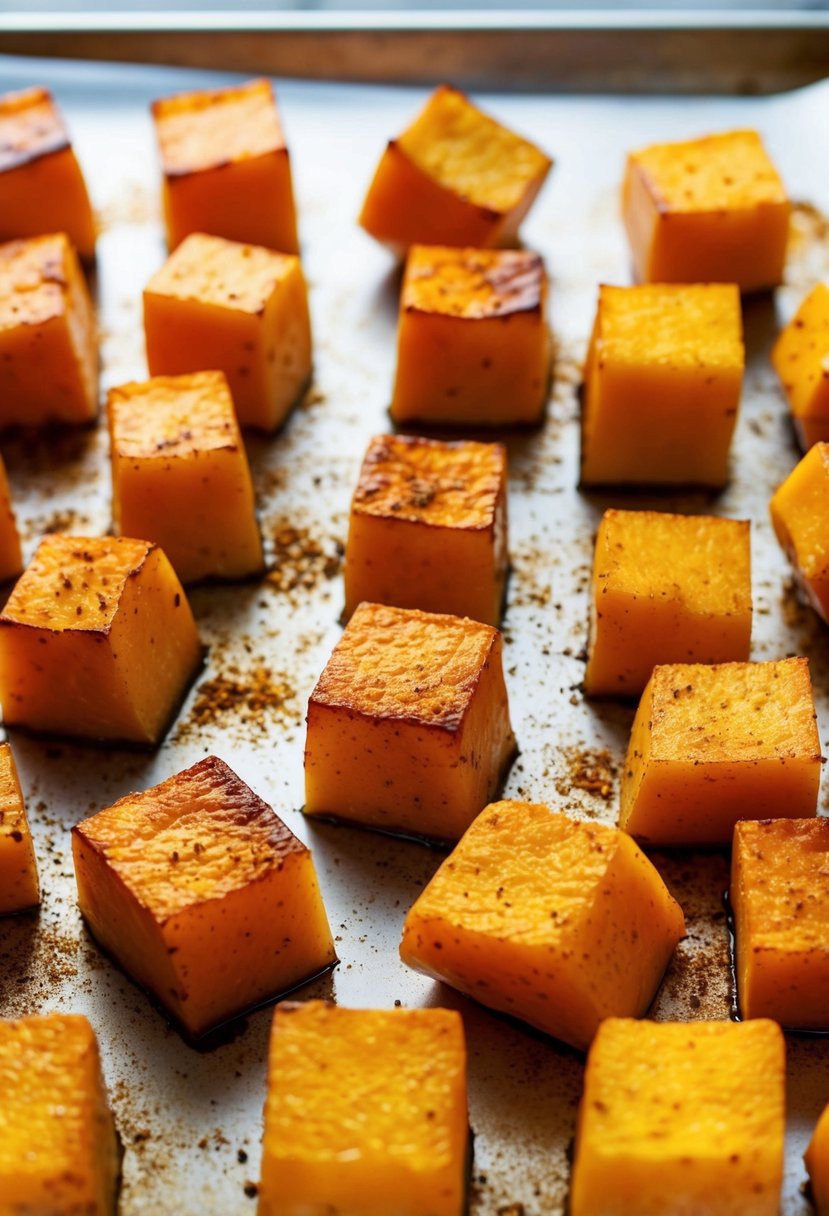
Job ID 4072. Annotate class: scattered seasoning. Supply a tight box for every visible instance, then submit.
[175,664,298,740]
[555,747,617,801]
[267,524,343,594]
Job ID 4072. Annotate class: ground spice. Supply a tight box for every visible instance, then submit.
[267,524,343,594]
[555,747,617,801]
[177,665,297,738]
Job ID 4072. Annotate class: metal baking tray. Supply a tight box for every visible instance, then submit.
[0,46,828,1216]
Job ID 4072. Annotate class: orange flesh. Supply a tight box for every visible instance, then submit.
[392,245,549,427]
[732,817,829,1028]
[152,78,286,175]
[0,456,22,584]
[770,441,829,621]
[0,1014,121,1214]
[0,534,202,743]
[398,85,551,215]
[582,282,744,486]
[0,87,95,259]
[772,283,829,444]
[622,129,790,290]
[344,434,507,624]
[305,602,516,841]
[0,233,97,426]
[805,1103,829,1216]
[584,508,752,697]
[400,800,685,1051]
[73,755,336,1037]
[258,1002,468,1216]
[403,244,544,319]
[144,233,311,430]
[108,370,264,583]
[570,1018,785,1216]
[620,658,821,846]
[0,740,39,914]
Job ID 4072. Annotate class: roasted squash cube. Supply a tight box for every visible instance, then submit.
[391,244,550,427]
[400,801,685,1052]
[0,1013,121,1214]
[152,78,299,255]
[0,232,97,428]
[623,129,790,291]
[0,455,22,584]
[108,370,264,585]
[0,86,95,261]
[344,433,508,624]
[570,1018,785,1216]
[257,1001,468,1216]
[806,1103,829,1216]
[584,509,752,698]
[770,440,829,622]
[304,602,516,844]
[581,283,744,486]
[72,755,336,1039]
[144,232,311,432]
[620,658,821,847]
[0,534,202,744]
[0,741,38,914]
[773,283,829,450]
[359,84,551,252]
[731,817,829,1029]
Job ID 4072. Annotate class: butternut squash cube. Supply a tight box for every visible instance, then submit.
[143,232,311,432]
[0,86,96,261]
[304,602,516,844]
[805,1103,829,1216]
[344,434,508,624]
[152,78,299,255]
[257,1001,468,1216]
[620,658,821,847]
[400,801,685,1052]
[0,534,202,744]
[569,1018,785,1216]
[623,129,790,291]
[0,1013,121,1215]
[584,509,752,698]
[731,817,829,1029]
[0,455,22,584]
[72,755,336,1039]
[391,244,550,427]
[0,741,38,915]
[0,232,97,428]
[108,370,264,585]
[773,283,829,450]
[359,84,551,252]
[770,441,829,623]
[581,283,744,486]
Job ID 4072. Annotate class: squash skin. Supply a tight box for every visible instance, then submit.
[570,1018,786,1216]
[257,1001,468,1216]
[400,800,685,1052]
[152,78,299,255]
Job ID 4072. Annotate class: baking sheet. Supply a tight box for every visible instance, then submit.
[0,53,828,1215]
